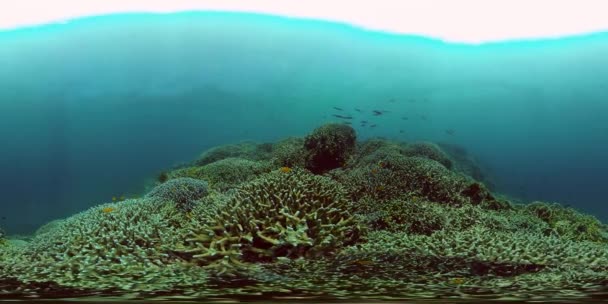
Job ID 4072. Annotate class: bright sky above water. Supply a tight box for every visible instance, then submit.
[1,0,608,43]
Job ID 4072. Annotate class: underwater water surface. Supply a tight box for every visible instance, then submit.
[1,11,608,303]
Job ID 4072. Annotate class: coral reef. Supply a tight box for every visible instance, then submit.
[523,201,608,242]
[271,137,307,168]
[194,141,273,166]
[439,142,495,189]
[0,226,5,246]
[0,198,220,291]
[33,219,64,237]
[333,153,497,206]
[145,177,209,211]
[304,123,356,173]
[168,158,272,192]
[178,169,364,268]
[402,141,453,169]
[1,123,607,302]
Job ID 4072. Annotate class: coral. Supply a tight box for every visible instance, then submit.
[0,226,5,246]
[33,219,64,237]
[168,158,273,192]
[0,198,217,291]
[357,227,608,270]
[3,126,607,300]
[355,138,404,161]
[194,141,273,166]
[145,177,209,211]
[438,142,495,189]
[358,197,447,234]
[179,169,364,267]
[271,137,307,168]
[523,201,608,243]
[329,164,402,202]
[157,171,169,183]
[334,153,496,206]
[354,138,405,166]
[304,123,356,174]
[402,141,453,169]
[356,197,533,235]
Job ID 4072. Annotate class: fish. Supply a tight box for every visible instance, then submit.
[401,116,408,120]
[332,114,353,119]
[333,107,344,111]
[360,120,368,124]
[279,166,292,173]
[445,129,455,136]
[354,108,362,112]
[389,98,396,103]
[370,124,377,128]
[374,109,390,115]
[1,216,6,220]
[419,115,427,120]
[112,196,117,201]
[399,130,405,133]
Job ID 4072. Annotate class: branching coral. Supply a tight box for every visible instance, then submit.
[0,198,218,291]
[179,169,365,268]
[523,201,608,243]
[355,197,536,236]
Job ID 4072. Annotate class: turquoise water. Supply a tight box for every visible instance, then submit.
[0,12,607,302]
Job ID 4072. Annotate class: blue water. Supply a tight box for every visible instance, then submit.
[1,12,607,234]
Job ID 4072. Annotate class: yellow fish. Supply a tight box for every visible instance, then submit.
[102,207,115,213]
[112,197,116,201]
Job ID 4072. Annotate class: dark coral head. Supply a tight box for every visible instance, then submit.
[304,123,356,174]
[157,171,169,183]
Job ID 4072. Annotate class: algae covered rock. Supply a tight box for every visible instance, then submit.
[304,123,356,173]
[146,177,209,211]
[180,169,365,266]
